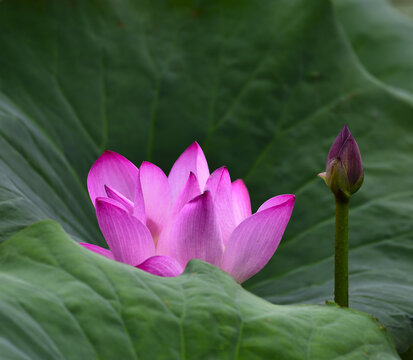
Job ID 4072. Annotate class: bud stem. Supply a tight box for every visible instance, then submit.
[334,195,349,307]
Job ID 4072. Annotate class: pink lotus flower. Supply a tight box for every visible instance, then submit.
[81,142,294,283]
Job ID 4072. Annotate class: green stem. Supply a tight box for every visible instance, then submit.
[334,196,349,307]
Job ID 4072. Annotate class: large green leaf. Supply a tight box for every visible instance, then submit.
[391,0,413,19]
[334,0,413,96]
[0,221,400,359]
[0,0,413,355]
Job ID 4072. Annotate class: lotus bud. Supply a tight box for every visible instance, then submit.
[319,125,364,199]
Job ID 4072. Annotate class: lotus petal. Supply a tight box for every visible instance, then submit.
[157,172,201,256]
[232,179,252,225]
[105,184,134,214]
[133,176,146,224]
[168,142,210,202]
[257,194,296,212]
[327,124,352,165]
[87,150,139,205]
[79,243,114,260]
[205,167,235,244]
[172,172,202,216]
[222,195,295,283]
[139,161,171,241]
[168,191,223,268]
[96,197,155,266]
[136,255,183,277]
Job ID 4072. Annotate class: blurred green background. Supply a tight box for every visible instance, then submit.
[392,0,413,17]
